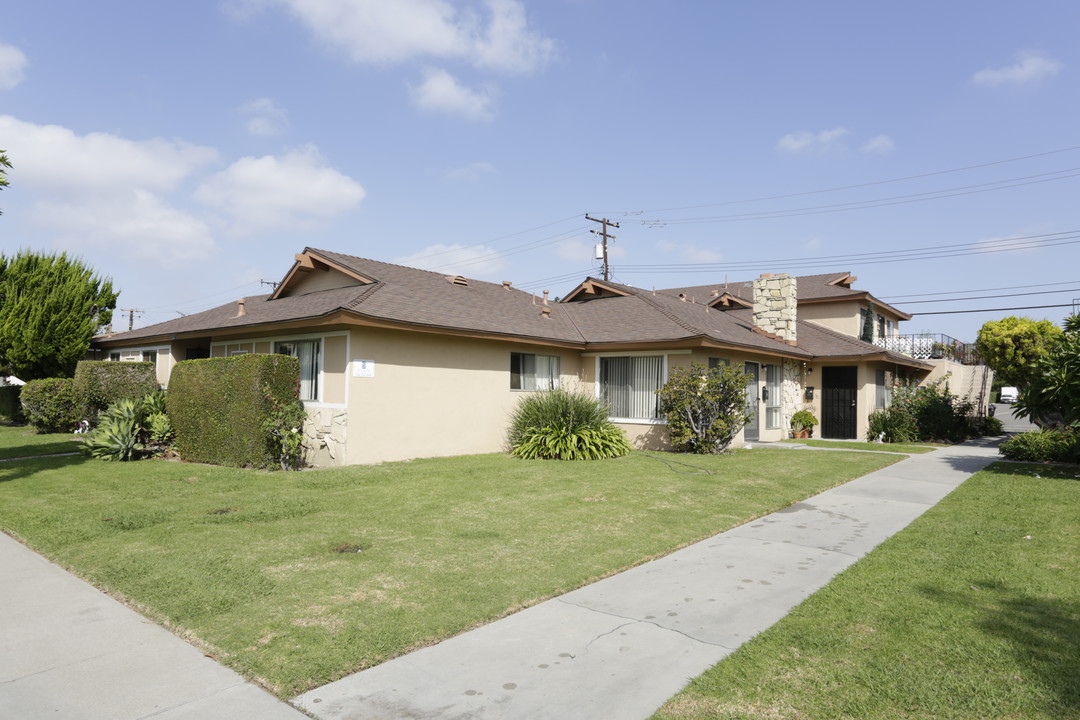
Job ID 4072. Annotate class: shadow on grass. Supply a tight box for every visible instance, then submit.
[0,453,89,483]
[0,443,82,461]
[922,580,1080,717]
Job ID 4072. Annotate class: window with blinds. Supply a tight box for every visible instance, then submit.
[765,364,781,429]
[599,356,664,420]
[275,339,321,401]
[510,352,560,391]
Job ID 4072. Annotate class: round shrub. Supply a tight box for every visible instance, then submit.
[1000,429,1079,463]
[0,385,24,424]
[20,378,81,433]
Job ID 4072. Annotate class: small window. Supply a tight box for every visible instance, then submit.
[765,364,782,429]
[109,352,120,362]
[877,315,886,338]
[275,339,321,401]
[876,369,892,409]
[142,350,157,364]
[707,357,731,369]
[510,352,560,391]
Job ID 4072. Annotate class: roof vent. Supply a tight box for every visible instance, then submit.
[542,290,550,306]
[678,293,687,302]
[541,306,552,319]
[502,280,513,290]
[236,298,247,318]
[446,275,470,287]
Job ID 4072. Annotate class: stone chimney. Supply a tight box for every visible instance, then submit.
[752,274,797,345]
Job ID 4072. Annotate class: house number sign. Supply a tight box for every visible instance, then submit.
[352,359,375,378]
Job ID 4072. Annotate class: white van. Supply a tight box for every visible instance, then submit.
[999,386,1018,404]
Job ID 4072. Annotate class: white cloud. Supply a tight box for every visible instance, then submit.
[444,161,496,181]
[194,145,365,235]
[409,67,494,120]
[0,115,217,194]
[556,239,592,262]
[861,134,896,155]
[0,115,218,264]
[657,239,722,263]
[239,97,289,136]
[34,192,216,264]
[804,237,822,250]
[972,50,1062,87]
[247,0,553,74]
[0,43,28,90]
[394,243,505,275]
[776,127,849,154]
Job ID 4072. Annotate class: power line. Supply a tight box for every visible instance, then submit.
[607,144,1080,216]
[911,303,1075,316]
[616,230,1080,274]
[896,287,1080,305]
[881,279,1080,299]
[635,168,1080,226]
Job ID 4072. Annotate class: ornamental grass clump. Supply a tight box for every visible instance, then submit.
[509,388,631,460]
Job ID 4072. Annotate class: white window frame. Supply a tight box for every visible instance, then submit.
[510,352,561,391]
[593,352,672,425]
[273,338,322,403]
[764,364,782,429]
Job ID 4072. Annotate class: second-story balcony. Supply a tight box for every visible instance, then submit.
[874,333,984,365]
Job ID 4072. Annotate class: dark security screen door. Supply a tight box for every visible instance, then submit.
[822,366,857,439]
[744,362,760,441]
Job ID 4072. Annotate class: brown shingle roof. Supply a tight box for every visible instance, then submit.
[94,249,923,367]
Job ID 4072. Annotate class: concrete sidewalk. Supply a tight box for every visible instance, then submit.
[0,533,307,720]
[293,439,1002,720]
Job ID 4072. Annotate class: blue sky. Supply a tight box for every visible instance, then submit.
[2,1,1078,341]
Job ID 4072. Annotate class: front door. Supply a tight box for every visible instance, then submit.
[744,361,760,442]
[822,366,857,438]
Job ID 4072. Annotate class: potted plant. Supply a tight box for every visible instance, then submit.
[790,410,819,439]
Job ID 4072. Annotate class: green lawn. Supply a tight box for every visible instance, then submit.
[0,441,898,697]
[653,461,1080,720]
[0,424,81,459]
[782,438,944,454]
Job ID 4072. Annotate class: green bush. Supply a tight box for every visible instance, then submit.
[20,378,81,432]
[74,360,158,417]
[262,396,307,470]
[866,406,919,443]
[0,385,24,423]
[869,377,978,444]
[508,389,631,460]
[980,415,1005,436]
[656,362,752,454]
[999,429,1079,463]
[166,354,302,468]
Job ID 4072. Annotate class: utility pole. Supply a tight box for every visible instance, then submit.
[118,308,144,331]
[585,214,620,281]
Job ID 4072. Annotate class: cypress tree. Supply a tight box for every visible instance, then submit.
[0,251,118,379]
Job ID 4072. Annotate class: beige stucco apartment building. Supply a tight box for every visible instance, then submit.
[91,248,987,466]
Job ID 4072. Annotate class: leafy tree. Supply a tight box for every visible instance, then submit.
[0,251,118,380]
[656,361,752,454]
[975,316,1062,388]
[1014,315,1080,428]
[0,149,10,215]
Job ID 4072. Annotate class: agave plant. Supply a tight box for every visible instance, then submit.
[83,416,141,461]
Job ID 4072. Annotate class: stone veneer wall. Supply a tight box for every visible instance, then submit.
[782,359,803,432]
[303,407,347,466]
[752,274,798,344]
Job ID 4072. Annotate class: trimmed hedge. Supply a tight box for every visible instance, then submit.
[74,360,159,416]
[21,378,81,433]
[0,385,23,423]
[166,354,301,467]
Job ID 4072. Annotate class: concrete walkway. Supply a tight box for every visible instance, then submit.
[293,439,1002,720]
[1,440,1001,720]
[0,533,307,720]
